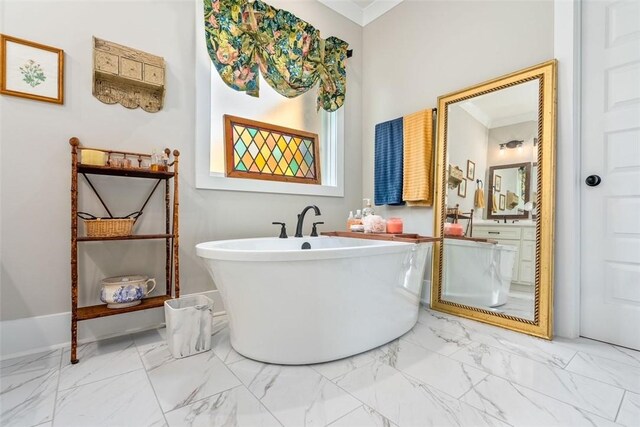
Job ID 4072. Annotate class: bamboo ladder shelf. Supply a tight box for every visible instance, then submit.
[69,137,180,364]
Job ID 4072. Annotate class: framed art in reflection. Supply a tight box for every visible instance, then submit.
[458,178,467,197]
[467,160,475,180]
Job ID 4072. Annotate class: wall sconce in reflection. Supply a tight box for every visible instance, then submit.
[500,139,524,154]
[504,139,524,149]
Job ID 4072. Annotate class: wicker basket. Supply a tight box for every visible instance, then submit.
[78,212,141,237]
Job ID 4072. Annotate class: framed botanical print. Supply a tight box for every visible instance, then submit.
[0,34,64,104]
[466,160,475,180]
[458,178,467,198]
[499,193,506,211]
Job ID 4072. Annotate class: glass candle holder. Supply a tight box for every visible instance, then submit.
[386,217,403,234]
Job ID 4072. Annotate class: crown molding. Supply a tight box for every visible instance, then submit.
[318,0,404,27]
[361,0,404,26]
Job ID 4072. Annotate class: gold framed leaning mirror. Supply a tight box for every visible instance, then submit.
[431,60,556,339]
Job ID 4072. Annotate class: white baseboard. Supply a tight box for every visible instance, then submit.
[0,290,225,361]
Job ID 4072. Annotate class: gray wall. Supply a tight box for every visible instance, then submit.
[0,0,363,321]
[362,0,554,235]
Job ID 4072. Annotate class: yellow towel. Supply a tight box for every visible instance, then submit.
[474,188,485,208]
[492,193,498,213]
[402,109,434,206]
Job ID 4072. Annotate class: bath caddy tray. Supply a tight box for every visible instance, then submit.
[444,236,498,244]
[321,231,439,243]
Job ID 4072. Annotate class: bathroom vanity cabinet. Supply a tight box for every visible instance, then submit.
[472,224,536,287]
[68,137,180,364]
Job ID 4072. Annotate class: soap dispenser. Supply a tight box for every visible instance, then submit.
[363,198,374,217]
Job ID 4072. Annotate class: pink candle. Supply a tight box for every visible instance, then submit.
[386,217,403,234]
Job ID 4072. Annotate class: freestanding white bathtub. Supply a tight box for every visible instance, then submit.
[196,236,430,364]
[442,238,517,307]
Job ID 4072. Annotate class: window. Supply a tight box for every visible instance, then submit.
[224,115,321,184]
[195,24,344,197]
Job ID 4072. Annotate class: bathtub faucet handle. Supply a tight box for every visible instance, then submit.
[310,222,324,237]
[272,222,288,239]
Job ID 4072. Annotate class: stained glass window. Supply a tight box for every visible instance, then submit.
[224,115,321,185]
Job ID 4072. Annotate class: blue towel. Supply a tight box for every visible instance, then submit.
[374,118,405,206]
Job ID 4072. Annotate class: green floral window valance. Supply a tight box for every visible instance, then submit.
[203,0,349,112]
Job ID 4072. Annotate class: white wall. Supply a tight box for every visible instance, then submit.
[0,0,584,346]
[553,0,581,338]
[487,121,538,167]
[361,1,572,332]
[0,0,363,322]
[362,0,554,236]
[446,106,489,217]
[363,0,583,339]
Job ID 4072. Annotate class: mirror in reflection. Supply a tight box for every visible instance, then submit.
[488,162,532,219]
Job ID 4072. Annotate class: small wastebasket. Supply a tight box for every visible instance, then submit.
[164,295,213,359]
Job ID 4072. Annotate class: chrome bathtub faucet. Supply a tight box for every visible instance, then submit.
[295,205,321,237]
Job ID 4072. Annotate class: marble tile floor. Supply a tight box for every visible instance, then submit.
[1,307,639,427]
[492,290,534,320]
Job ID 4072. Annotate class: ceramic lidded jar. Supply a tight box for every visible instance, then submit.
[100,275,156,308]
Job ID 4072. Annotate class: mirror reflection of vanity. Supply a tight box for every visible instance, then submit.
[432,61,556,338]
[488,162,531,219]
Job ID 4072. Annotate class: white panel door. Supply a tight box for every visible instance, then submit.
[581,0,640,350]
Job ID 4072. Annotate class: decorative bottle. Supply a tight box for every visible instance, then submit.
[354,209,363,224]
[150,149,160,171]
[346,211,355,230]
[350,210,364,232]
